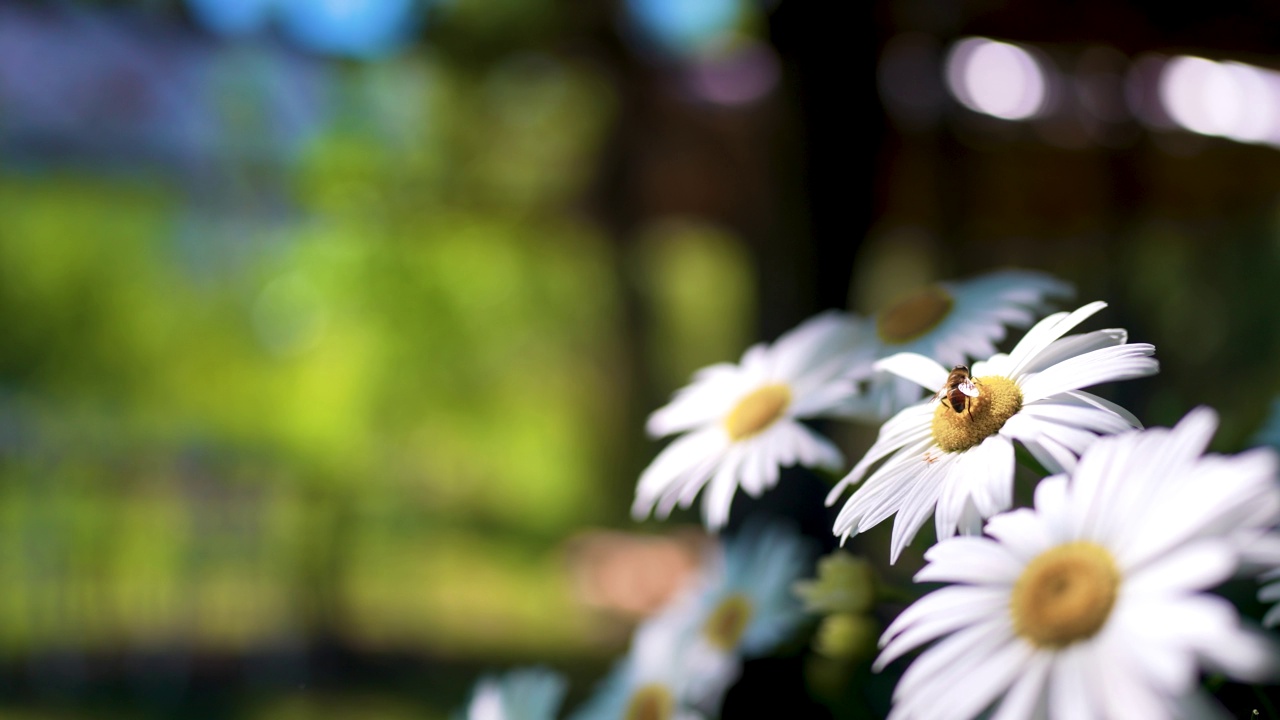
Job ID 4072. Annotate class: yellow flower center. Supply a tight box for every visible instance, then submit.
[1010,541,1120,649]
[703,593,754,652]
[724,384,791,441]
[930,375,1022,452]
[625,684,674,720]
[877,286,954,344]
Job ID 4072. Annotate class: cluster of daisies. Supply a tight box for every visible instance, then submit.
[460,270,1280,719]
[462,523,812,720]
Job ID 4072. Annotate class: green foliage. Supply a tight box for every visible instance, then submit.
[0,46,641,667]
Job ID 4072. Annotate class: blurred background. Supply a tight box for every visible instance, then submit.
[3,0,1280,717]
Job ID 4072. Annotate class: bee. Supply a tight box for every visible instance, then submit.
[936,365,981,416]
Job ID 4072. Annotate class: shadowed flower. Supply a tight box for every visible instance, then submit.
[464,668,568,720]
[850,270,1073,421]
[568,593,738,720]
[570,523,812,720]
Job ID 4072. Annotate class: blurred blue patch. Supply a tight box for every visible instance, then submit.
[185,0,275,37]
[277,0,421,59]
[624,0,743,56]
[0,3,333,174]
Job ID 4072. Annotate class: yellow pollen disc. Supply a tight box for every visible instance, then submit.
[877,286,954,344]
[930,375,1022,453]
[704,593,754,652]
[625,684,674,720]
[724,384,791,441]
[1011,541,1120,649]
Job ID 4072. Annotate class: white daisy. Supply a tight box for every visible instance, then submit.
[827,301,1158,562]
[465,667,568,720]
[634,310,875,531]
[850,269,1073,421]
[570,523,812,720]
[689,520,814,658]
[876,408,1280,720]
[568,597,739,720]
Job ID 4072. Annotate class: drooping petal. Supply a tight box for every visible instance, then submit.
[875,352,951,393]
[634,427,729,519]
[826,401,935,504]
[876,585,1009,669]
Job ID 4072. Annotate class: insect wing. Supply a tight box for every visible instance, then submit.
[957,379,980,397]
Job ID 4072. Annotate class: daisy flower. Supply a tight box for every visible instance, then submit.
[634,310,875,531]
[464,668,568,720]
[827,301,1158,562]
[568,597,739,720]
[874,408,1280,720]
[570,523,812,720]
[689,520,814,659]
[849,269,1073,421]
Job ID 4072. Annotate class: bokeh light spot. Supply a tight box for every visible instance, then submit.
[945,37,1048,120]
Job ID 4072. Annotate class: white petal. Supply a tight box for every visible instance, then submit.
[832,439,937,539]
[701,444,746,530]
[825,401,935,504]
[1005,301,1108,378]
[889,460,950,563]
[1124,541,1236,596]
[736,437,768,497]
[972,352,1011,377]
[1015,328,1127,377]
[738,342,770,375]
[1018,344,1158,403]
[1264,602,1280,628]
[971,434,1016,518]
[956,497,986,536]
[1169,595,1280,683]
[767,310,865,382]
[1087,629,1171,719]
[1018,400,1137,437]
[915,536,1023,585]
[633,427,728,519]
[1030,476,1072,543]
[876,585,1008,669]
[934,465,970,543]
[990,651,1052,720]
[1001,415,1074,475]
[787,378,861,418]
[1062,430,1139,545]
[1106,598,1200,692]
[1261,579,1280,603]
[1028,418,1100,459]
[891,618,1020,719]
[645,364,745,437]
[983,507,1056,562]
[778,421,844,471]
[917,637,1032,720]
[875,353,950,392]
[1063,389,1143,428]
[1048,644,1099,719]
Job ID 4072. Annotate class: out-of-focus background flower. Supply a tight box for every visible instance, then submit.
[2,0,1280,717]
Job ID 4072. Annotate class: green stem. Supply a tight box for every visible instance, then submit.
[1254,685,1279,720]
[876,583,922,604]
